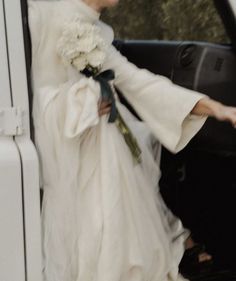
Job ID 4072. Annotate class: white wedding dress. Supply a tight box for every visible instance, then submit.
[28,1,207,281]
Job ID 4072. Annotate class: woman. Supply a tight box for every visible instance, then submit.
[28,0,236,281]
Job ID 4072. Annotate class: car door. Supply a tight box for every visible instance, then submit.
[0,0,42,280]
[114,0,236,270]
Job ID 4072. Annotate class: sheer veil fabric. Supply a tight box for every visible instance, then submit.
[28,0,207,280]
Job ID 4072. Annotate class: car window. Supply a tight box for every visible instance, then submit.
[102,0,229,43]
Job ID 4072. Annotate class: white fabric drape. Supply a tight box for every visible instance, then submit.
[28,1,207,281]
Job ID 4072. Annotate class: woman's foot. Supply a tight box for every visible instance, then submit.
[179,237,213,278]
[185,236,212,263]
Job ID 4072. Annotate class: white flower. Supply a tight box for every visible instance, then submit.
[57,15,107,72]
[72,55,87,71]
[87,49,106,68]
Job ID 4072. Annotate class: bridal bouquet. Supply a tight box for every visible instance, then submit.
[57,16,141,163]
[57,16,107,75]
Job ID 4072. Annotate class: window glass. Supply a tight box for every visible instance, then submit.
[101,0,229,43]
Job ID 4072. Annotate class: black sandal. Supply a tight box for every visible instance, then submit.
[179,244,213,279]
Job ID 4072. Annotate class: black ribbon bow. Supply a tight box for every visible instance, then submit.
[82,68,118,123]
[94,70,118,123]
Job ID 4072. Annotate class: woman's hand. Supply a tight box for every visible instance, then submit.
[98,99,112,117]
[191,98,236,128]
[214,105,236,127]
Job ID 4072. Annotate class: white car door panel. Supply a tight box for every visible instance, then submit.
[0,2,26,281]
[0,0,42,280]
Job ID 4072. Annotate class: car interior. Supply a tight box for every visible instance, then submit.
[20,0,236,280]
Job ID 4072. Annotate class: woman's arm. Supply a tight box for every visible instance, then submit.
[103,46,208,153]
[192,98,236,127]
[103,45,236,152]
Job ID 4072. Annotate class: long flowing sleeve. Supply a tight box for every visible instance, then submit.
[103,45,207,153]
